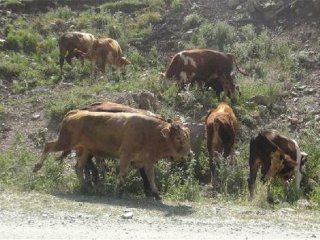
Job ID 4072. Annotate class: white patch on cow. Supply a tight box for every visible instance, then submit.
[292,139,303,191]
[179,53,197,68]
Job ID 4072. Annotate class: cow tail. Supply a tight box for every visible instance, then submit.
[249,136,256,167]
[231,54,248,76]
[217,118,235,157]
[206,123,217,181]
[206,124,214,160]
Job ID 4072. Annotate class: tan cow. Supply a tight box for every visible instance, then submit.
[248,130,308,202]
[58,31,95,71]
[73,38,130,78]
[33,110,191,200]
[163,49,247,103]
[204,103,237,185]
[56,101,162,196]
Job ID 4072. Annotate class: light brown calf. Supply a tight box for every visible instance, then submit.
[74,38,130,78]
[204,103,237,185]
[33,111,191,200]
[58,31,95,71]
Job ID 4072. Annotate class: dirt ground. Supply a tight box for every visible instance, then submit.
[0,190,319,239]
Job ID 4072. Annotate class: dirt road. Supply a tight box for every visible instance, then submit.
[0,190,319,239]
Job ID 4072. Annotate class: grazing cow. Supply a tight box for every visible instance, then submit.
[204,103,237,185]
[56,101,161,196]
[163,49,247,102]
[73,38,130,77]
[248,130,308,201]
[33,111,192,200]
[58,31,95,71]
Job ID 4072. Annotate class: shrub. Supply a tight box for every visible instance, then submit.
[171,0,183,12]
[183,13,203,29]
[0,137,77,193]
[137,11,161,28]
[165,158,201,201]
[6,30,40,54]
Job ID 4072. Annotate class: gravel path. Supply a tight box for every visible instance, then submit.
[0,190,320,239]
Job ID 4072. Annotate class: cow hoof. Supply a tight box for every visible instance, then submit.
[33,162,43,172]
[144,190,153,198]
[267,195,275,204]
[152,192,162,201]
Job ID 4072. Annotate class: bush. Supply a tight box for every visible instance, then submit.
[0,137,77,193]
[6,30,40,54]
[171,0,183,12]
[183,13,203,29]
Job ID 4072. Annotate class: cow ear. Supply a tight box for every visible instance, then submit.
[301,152,308,164]
[161,127,171,138]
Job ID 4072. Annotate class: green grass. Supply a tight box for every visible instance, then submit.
[0,1,319,206]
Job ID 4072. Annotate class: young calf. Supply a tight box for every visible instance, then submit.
[58,31,95,71]
[33,110,192,200]
[204,103,237,186]
[248,130,308,202]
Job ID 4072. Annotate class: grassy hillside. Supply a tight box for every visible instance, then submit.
[0,0,319,208]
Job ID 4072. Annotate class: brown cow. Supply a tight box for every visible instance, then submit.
[73,38,130,78]
[204,103,237,186]
[248,130,308,202]
[163,49,247,102]
[58,31,95,71]
[33,111,192,200]
[56,101,161,196]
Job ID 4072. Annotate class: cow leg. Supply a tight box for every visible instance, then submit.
[283,180,290,202]
[75,149,90,190]
[247,159,261,200]
[59,47,67,71]
[264,151,283,183]
[207,124,218,187]
[56,150,71,163]
[144,164,161,200]
[117,155,131,197]
[266,182,275,204]
[95,157,107,180]
[139,167,152,197]
[66,49,75,66]
[84,154,98,187]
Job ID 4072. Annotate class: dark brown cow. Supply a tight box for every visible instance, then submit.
[73,38,130,77]
[58,31,95,71]
[33,110,192,200]
[163,49,247,102]
[204,103,237,185]
[248,130,308,201]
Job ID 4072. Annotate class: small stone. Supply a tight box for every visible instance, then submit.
[121,211,133,219]
[288,117,299,125]
[32,113,41,120]
[297,85,307,91]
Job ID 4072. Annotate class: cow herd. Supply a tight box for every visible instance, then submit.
[33,31,308,202]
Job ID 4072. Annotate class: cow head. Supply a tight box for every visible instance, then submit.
[161,122,192,161]
[118,57,131,69]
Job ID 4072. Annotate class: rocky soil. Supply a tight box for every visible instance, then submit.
[1,190,320,239]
